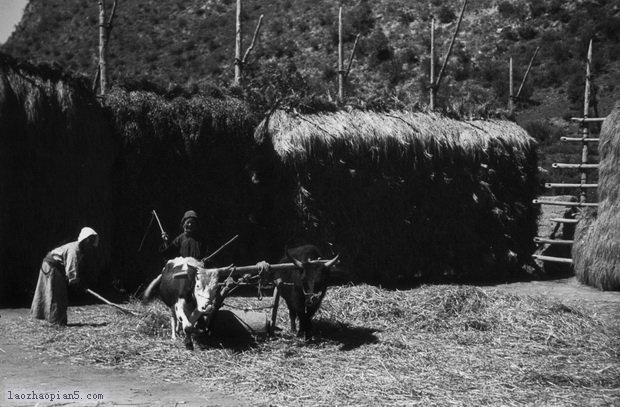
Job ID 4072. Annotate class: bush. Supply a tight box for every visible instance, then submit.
[522,120,565,147]
[501,28,519,42]
[361,29,393,67]
[347,0,375,35]
[518,25,538,40]
[437,6,456,23]
[528,0,546,18]
[498,1,519,19]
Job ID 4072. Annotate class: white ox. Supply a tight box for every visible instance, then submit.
[143,257,220,350]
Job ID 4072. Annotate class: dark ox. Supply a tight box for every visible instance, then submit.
[274,245,339,341]
[143,257,219,350]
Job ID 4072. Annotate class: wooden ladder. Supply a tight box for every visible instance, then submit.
[532,40,604,265]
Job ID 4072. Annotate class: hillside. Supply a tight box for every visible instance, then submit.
[2,0,620,178]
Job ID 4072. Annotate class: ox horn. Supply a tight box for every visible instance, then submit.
[173,271,188,279]
[324,253,340,268]
[286,249,304,269]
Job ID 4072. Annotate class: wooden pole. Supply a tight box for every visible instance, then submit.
[86,288,138,316]
[515,46,540,99]
[509,57,514,112]
[270,285,280,335]
[93,0,117,94]
[430,16,435,110]
[192,259,339,279]
[338,7,344,106]
[435,0,468,91]
[98,0,107,95]
[580,39,593,204]
[234,0,242,86]
[344,33,360,79]
[241,15,264,66]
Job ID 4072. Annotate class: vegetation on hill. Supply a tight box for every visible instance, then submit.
[2,0,619,181]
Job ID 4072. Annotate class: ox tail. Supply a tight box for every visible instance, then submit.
[142,274,162,303]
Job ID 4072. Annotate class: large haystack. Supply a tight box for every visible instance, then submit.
[255,109,539,283]
[0,53,115,305]
[102,88,259,288]
[572,101,620,290]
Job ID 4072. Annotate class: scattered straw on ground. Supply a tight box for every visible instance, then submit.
[4,285,619,406]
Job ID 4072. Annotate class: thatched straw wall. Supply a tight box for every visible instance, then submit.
[255,109,539,283]
[572,101,620,290]
[102,88,259,289]
[0,53,115,305]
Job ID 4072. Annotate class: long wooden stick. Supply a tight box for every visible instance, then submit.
[202,234,239,263]
[344,34,360,79]
[152,209,166,235]
[435,0,468,90]
[430,16,435,109]
[338,7,344,105]
[86,289,138,316]
[515,46,540,99]
[242,15,264,65]
[234,0,242,86]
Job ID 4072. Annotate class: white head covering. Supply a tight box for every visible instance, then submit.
[78,227,99,247]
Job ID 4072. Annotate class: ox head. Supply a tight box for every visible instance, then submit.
[287,249,339,307]
[173,260,220,314]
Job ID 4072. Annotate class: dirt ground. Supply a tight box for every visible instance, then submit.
[2,276,619,406]
[0,306,249,407]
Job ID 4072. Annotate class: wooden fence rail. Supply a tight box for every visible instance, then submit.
[532,254,574,264]
[534,237,574,245]
[552,163,599,169]
[560,137,600,143]
[545,183,598,189]
[532,199,598,207]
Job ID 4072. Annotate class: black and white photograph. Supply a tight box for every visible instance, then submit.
[1,0,619,405]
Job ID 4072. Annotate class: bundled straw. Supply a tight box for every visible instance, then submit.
[573,101,620,290]
[7,285,619,406]
[0,53,115,305]
[102,87,260,288]
[255,109,539,283]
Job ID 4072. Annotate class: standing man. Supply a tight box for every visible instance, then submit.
[31,227,99,325]
[161,210,205,260]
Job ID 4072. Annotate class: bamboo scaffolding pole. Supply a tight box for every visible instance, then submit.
[533,199,598,207]
[552,163,599,169]
[560,137,599,142]
[534,237,574,245]
[545,183,598,188]
[532,254,573,264]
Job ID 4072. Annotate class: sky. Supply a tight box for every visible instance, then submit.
[0,0,28,44]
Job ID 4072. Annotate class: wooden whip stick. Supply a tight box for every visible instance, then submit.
[86,289,138,316]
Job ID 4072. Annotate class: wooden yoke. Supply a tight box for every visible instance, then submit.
[208,260,337,280]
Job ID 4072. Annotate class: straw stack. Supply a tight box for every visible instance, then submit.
[255,109,539,283]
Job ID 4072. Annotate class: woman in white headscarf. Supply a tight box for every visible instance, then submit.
[31,227,99,325]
